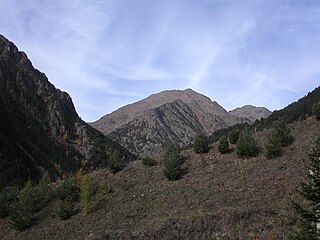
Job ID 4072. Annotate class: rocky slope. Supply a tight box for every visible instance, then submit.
[0,35,134,189]
[229,105,271,123]
[2,116,319,239]
[92,89,244,156]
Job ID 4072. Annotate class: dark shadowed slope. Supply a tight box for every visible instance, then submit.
[0,35,134,189]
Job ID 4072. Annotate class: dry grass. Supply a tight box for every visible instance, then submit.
[0,117,319,240]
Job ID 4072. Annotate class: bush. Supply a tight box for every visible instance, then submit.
[312,102,320,120]
[10,181,37,231]
[56,176,79,202]
[33,172,51,212]
[228,129,240,144]
[56,176,78,220]
[265,130,283,159]
[193,134,209,154]
[142,156,157,167]
[108,151,125,173]
[273,119,294,147]
[236,130,259,158]
[57,198,75,220]
[163,145,182,181]
[218,135,230,154]
[291,138,320,239]
[0,186,19,218]
[80,174,92,215]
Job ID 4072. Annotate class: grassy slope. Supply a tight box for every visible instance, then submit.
[1,117,319,240]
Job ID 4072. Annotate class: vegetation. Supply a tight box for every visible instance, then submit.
[265,130,283,159]
[291,138,320,239]
[265,120,293,159]
[142,156,157,167]
[236,130,259,158]
[218,135,230,154]
[80,174,92,215]
[312,102,320,120]
[108,151,125,174]
[228,129,240,144]
[10,181,37,231]
[57,198,75,220]
[56,176,79,220]
[163,145,182,181]
[193,134,209,154]
[256,86,320,129]
[273,119,294,147]
[0,186,19,218]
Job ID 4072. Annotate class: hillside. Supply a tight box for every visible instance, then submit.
[0,35,134,189]
[229,105,271,123]
[92,89,244,156]
[1,116,319,239]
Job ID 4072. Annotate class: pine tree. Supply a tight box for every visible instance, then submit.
[193,134,209,154]
[228,129,240,144]
[312,102,320,120]
[273,119,294,147]
[265,130,283,159]
[291,138,320,239]
[218,135,230,154]
[236,130,259,158]
[163,145,182,181]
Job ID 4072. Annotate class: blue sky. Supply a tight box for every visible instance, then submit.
[0,0,319,121]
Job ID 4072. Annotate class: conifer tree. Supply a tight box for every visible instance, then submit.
[236,129,259,158]
[163,145,182,181]
[193,134,209,154]
[218,135,230,154]
[291,138,320,239]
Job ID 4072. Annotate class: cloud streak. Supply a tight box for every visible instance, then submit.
[0,0,319,121]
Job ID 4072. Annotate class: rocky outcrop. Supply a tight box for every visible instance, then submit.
[92,89,244,156]
[229,105,271,123]
[0,34,134,189]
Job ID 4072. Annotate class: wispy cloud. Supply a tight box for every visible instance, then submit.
[0,0,319,121]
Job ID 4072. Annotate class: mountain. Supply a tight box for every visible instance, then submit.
[0,35,134,189]
[257,86,320,128]
[229,105,271,123]
[2,116,319,239]
[92,89,244,156]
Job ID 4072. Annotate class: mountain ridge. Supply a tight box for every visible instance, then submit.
[0,34,134,189]
[92,89,269,155]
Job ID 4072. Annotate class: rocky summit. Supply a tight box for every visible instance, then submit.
[92,89,251,156]
[229,105,271,123]
[0,35,134,189]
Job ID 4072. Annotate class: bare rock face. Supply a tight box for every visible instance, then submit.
[229,105,271,123]
[92,89,244,156]
[0,35,134,189]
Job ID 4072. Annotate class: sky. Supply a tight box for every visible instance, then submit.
[0,0,319,122]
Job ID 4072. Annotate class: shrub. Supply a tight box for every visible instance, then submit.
[312,102,320,120]
[108,151,125,173]
[57,198,75,220]
[33,172,51,212]
[273,119,294,147]
[10,181,36,231]
[228,129,240,144]
[218,135,230,154]
[265,130,283,159]
[193,134,209,154]
[163,145,182,181]
[236,130,259,158]
[0,186,19,218]
[80,174,92,215]
[142,156,157,167]
[56,176,79,202]
[291,138,320,239]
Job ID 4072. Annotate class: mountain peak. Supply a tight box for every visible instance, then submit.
[92,89,244,155]
[229,105,271,123]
